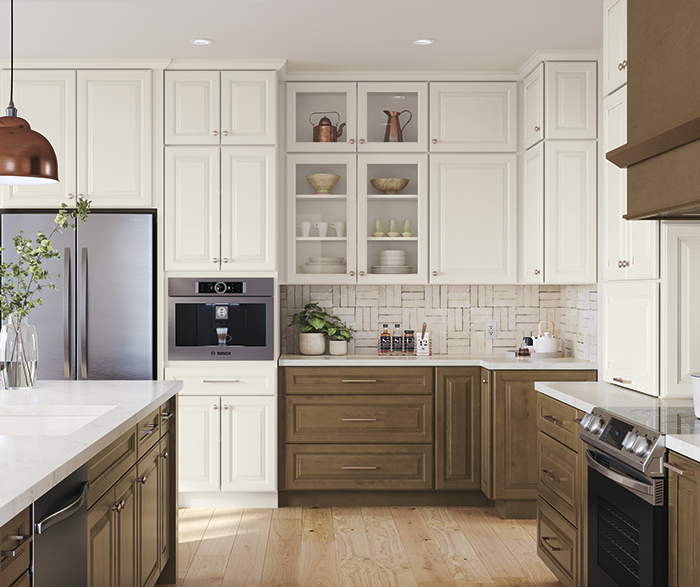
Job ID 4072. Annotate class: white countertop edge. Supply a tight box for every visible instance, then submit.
[666,435,700,463]
[0,380,183,527]
[279,354,597,370]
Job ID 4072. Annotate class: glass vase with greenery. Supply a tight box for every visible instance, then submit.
[0,200,91,389]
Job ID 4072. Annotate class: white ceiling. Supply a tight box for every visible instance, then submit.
[1,0,603,72]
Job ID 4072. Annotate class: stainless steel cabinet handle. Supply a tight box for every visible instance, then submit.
[1,534,33,557]
[541,469,563,482]
[541,537,562,552]
[341,466,377,470]
[141,424,157,435]
[36,481,90,534]
[203,379,239,383]
[664,462,695,476]
[138,475,148,484]
[543,415,563,426]
[341,418,377,422]
[574,418,583,425]
[613,377,632,384]
[80,247,88,379]
[161,411,173,421]
[63,247,72,379]
[341,379,377,383]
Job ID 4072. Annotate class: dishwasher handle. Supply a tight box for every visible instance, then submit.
[35,481,90,535]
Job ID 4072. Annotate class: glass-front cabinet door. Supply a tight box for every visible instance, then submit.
[286,154,357,284]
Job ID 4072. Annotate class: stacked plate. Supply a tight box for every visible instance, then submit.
[299,256,346,274]
[371,250,413,274]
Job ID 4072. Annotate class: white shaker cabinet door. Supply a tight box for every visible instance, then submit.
[602,281,659,397]
[429,82,518,152]
[523,64,544,151]
[221,71,277,145]
[221,396,276,492]
[165,147,221,271]
[165,71,220,145]
[519,142,544,283]
[77,70,152,207]
[662,223,700,397]
[544,62,597,140]
[220,147,277,272]
[430,154,517,284]
[178,396,221,492]
[604,0,627,96]
[0,70,77,207]
[544,140,597,284]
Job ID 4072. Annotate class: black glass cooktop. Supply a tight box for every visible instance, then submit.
[604,405,699,435]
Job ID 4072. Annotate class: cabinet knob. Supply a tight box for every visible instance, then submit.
[432,139,438,144]
[68,193,74,199]
[482,379,488,384]
[349,271,355,276]
[432,271,438,276]
[223,405,229,410]
[618,260,623,268]
[222,258,229,264]
[138,475,148,485]
[212,258,218,264]
[349,139,355,144]
[161,451,169,460]
[211,130,218,136]
[534,269,540,275]
[534,126,540,132]
[359,139,365,144]
[111,499,125,513]
[78,194,84,200]
[359,271,365,276]
[222,130,229,136]
[212,404,219,410]
[623,260,629,268]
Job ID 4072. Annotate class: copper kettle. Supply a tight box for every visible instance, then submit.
[310,111,346,142]
[383,109,413,142]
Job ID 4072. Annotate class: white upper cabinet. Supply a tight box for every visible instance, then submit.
[430,154,517,283]
[523,64,544,150]
[0,70,77,207]
[544,140,597,284]
[602,281,660,397]
[544,62,597,140]
[429,82,518,152]
[602,87,659,280]
[519,142,545,283]
[166,71,276,145]
[603,0,627,96]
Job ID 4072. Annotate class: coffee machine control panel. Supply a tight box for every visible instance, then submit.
[197,281,245,294]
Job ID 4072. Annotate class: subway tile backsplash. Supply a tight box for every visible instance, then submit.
[280,284,596,361]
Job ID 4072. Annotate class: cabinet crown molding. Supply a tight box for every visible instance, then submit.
[517,49,601,79]
[0,58,172,70]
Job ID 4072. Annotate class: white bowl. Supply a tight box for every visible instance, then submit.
[299,264,347,274]
[308,256,344,264]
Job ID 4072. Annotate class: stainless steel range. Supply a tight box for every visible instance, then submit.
[579,405,697,587]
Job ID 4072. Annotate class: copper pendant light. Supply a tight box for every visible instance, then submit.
[0,0,58,186]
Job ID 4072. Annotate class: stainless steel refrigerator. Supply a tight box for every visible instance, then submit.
[0,210,155,380]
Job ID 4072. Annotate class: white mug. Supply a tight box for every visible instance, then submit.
[296,221,311,237]
[330,221,346,237]
[314,221,329,237]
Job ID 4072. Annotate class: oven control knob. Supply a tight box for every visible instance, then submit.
[580,413,594,429]
[633,436,651,457]
[214,282,227,294]
[589,417,605,434]
[622,431,638,451]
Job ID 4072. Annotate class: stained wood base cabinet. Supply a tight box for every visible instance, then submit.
[668,451,700,587]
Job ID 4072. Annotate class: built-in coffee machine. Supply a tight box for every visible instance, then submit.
[167,277,274,360]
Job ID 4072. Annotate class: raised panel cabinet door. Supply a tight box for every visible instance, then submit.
[77,70,152,207]
[165,70,220,145]
[137,448,161,587]
[662,223,700,397]
[158,433,173,572]
[221,395,276,492]
[602,281,659,396]
[429,82,518,152]
[164,146,221,271]
[87,488,115,587]
[178,396,221,492]
[523,63,545,150]
[430,154,517,284]
[220,146,276,272]
[480,369,492,499]
[544,140,597,284]
[113,471,138,587]
[221,71,277,145]
[544,62,597,140]
[0,70,77,207]
[603,0,627,96]
[668,452,700,587]
[435,367,481,490]
[519,142,545,283]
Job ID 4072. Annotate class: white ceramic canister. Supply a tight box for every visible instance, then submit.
[691,373,700,418]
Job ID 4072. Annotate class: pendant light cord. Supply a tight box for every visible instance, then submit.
[6,0,16,115]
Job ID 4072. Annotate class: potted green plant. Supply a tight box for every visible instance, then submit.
[325,316,355,356]
[0,200,91,389]
[289,302,330,355]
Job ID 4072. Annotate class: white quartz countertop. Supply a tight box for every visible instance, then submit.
[279,353,597,370]
[535,381,700,462]
[0,380,182,527]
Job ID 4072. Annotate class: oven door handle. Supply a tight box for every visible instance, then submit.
[585,450,653,497]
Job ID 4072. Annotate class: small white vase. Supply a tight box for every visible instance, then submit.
[299,332,325,355]
[329,339,348,356]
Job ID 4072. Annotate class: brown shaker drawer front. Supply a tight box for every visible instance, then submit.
[0,506,31,587]
[286,395,433,443]
[137,408,161,458]
[537,431,578,526]
[286,444,433,490]
[537,393,581,452]
[87,426,137,508]
[537,497,578,587]
[285,367,433,395]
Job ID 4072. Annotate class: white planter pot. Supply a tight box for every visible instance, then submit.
[328,339,348,356]
[299,332,325,355]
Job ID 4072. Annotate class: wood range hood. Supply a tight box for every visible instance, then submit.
[606,0,700,220]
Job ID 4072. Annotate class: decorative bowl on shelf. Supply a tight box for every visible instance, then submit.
[369,177,410,195]
[299,264,347,274]
[306,173,341,195]
[308,256,344,264]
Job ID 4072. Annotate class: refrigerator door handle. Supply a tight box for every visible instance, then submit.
[63,248,72,379]
[80,247,88,379]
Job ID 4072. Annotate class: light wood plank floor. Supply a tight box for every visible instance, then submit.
[176,506,561,587]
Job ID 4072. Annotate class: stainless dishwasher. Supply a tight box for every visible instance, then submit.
[33,464,89,587]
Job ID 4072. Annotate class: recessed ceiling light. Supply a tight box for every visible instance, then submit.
[412,38,435,46]
[190,38,213,46]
